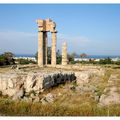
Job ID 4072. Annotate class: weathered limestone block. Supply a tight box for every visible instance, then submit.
[0,73,26,97]
[75,72,92,85]
[99,93,120,106]
[43,75,52,89]
[25,72,36,92]
[1,79,8,90]
[41,93,55,104]
[3,89,17,97]
[0,70,76,101]
[42,72,76,90]
[8,78,14,88]
[34,75,44,93]
[25,72,44,93]
[33,96,40,103]
[12,88,25,100]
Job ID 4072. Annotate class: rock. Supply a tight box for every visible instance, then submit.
[99,72,120,106]
[94,95,100,102]
[41,93,55,104]
[12,89,24,100]
[1,79,8,90]
[99,86,120,106]
[58,92,62,97]
[2,89,17,97]
[75,72,92,85]
[41,98,48,105]
[76,86,84,93]
[76,84,96,93]
[22,97,30,102]
[11,65,17,69]
[108,74,120,85]
[25,72,37,92]
[0,70,76,102]
[28,97,33,102]
[30,93,36,98]
[43,75,52,89]
[8,79,14,88]
[33,97,40,102]
[99,93,120,106]
[45,93,55,103]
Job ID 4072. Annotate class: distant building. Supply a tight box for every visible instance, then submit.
[14,57,37,62]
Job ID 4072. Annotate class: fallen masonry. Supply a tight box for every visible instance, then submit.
[0,70,76,101]
[99,74,120,106]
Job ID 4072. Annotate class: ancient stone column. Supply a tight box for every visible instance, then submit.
[51,31,57,66]
[45,33,48,65]
[62,42,68,65]
[43,32,47,65]
[38,31,43,67]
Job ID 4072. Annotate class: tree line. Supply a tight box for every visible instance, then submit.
[1,49,120,66]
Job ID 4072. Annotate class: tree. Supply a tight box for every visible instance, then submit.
[35,47,62,64]
[80,53,87,58]
[0,52,15,66]
[99,57,112,64]
[0,55,6,66]
[67,52,77,64]
[3,52,15,65]
[47,47,51,64]
[35,52,38,61]
[56,49,62,64]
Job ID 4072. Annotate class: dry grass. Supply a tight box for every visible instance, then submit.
[0,97,120,116]
[0,67,11,73]
[0,66,120,116]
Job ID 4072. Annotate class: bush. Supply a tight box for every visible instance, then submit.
[99,57,112,64]
[0,52,15,66]
[16,58,36,65]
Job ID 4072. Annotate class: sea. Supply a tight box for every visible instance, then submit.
[15,54,120,59]
[15,54,35,58]
[83,55,120,59]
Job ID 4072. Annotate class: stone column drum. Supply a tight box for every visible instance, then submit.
[38,31,43,67]
[51,31,57,66]
[62,42,68,65]
[43,32,48,65]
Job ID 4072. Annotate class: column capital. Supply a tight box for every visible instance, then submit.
[38,30,44,32]
[51,30,57,33]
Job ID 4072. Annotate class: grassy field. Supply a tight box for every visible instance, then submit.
[0,66,120,116]
[0,96,120,116]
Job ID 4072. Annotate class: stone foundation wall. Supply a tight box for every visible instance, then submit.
[0,71,76,100]
[0,65,105,102]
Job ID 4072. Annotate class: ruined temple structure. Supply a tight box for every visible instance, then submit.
[36,19,57,67]
[36,18,68,67]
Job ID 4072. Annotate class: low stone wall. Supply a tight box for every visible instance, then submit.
[0,71,76,100]
[0,65,105,102]
[47,64,103,71]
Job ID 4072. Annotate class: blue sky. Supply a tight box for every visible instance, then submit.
[0,4,120,55]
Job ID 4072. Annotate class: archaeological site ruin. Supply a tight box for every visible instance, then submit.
[36,18,68,67]
[36,19,57,67]
[0,18,119,110]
